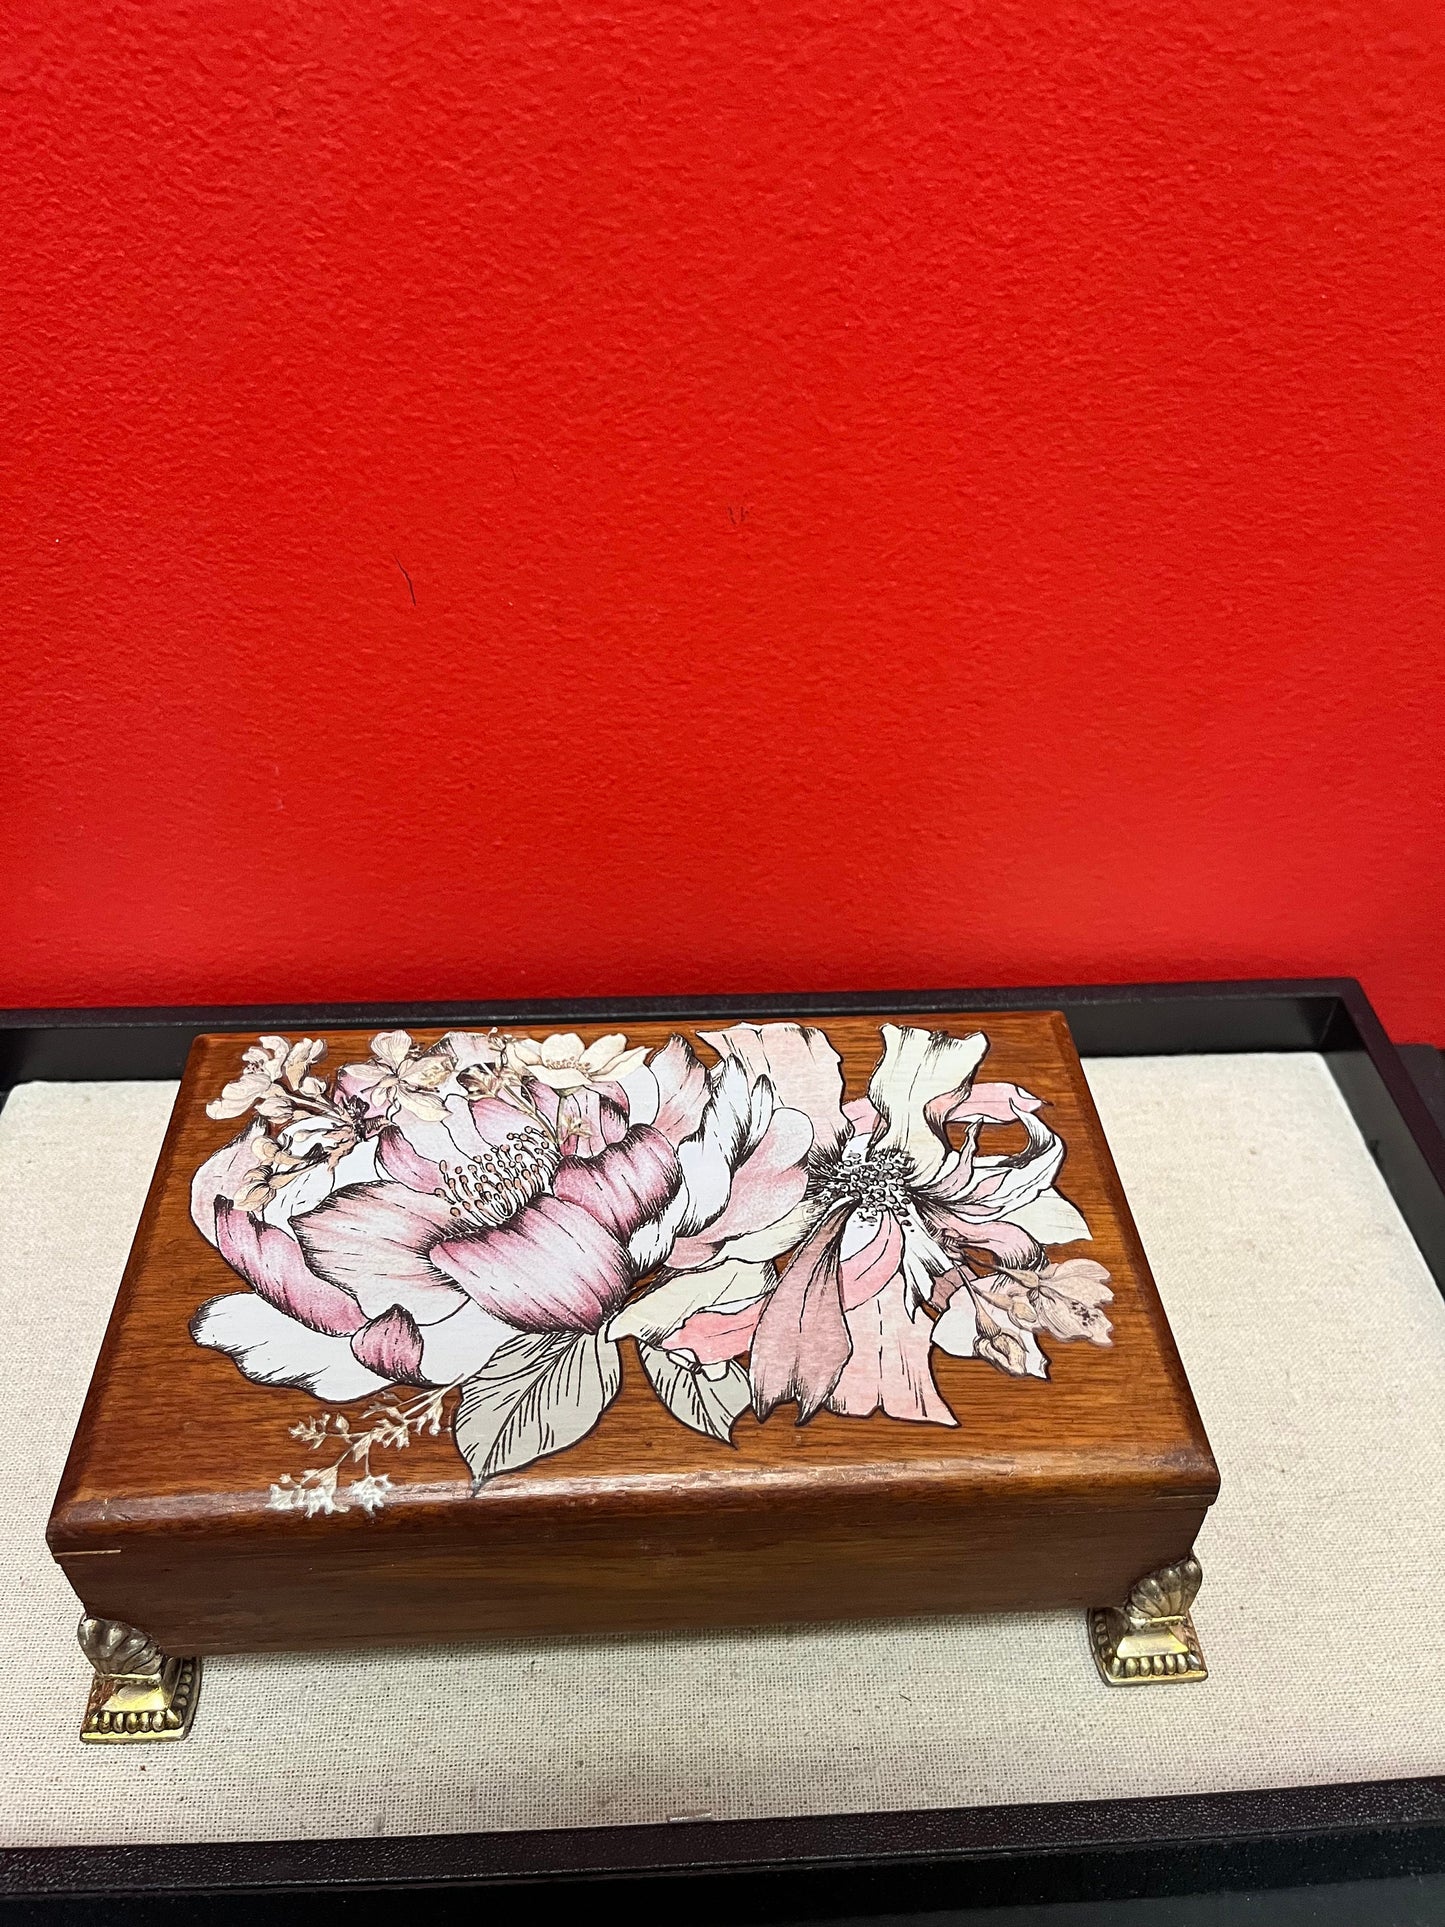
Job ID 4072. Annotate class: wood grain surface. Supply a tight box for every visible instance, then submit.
[49,1011,1219,1651]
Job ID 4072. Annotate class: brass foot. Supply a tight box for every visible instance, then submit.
[1089,1556,1208,1685]
[77,1617,202,1742]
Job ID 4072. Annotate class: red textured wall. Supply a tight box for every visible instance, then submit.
[3,3,1442,1037]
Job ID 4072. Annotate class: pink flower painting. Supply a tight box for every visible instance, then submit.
[189,1022,1113,1512]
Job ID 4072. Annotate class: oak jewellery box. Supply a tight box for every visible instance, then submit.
[49,1009,1219,1743]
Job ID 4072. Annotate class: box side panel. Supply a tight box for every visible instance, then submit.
[54,1493,1211,1652]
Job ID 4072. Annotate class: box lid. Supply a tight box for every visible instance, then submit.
[51,1010,1217,1550]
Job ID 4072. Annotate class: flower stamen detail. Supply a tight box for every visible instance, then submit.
[436,1127,561,1229]
[815,1146,912,1215]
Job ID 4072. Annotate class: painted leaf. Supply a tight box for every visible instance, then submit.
[637,1341,752,1443]
[454,1329,622,1488]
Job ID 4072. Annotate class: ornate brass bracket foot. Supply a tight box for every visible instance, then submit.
[77,1617,202,1742]
[1089,1557,1208,1685]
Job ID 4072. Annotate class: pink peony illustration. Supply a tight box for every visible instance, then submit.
[189,1021,1112,1510]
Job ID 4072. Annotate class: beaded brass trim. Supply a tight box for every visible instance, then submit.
[1089,1557,1208,1685]
[77,1617,202,1742]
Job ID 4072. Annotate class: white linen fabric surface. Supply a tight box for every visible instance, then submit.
[2,1054,1443,1848]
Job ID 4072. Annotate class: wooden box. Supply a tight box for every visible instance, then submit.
[50,1011,1218,1668]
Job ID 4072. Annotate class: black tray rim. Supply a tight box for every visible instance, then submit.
[2,975,1443,1911]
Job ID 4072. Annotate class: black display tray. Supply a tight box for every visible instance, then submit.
[1,977,1443,1921]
